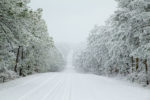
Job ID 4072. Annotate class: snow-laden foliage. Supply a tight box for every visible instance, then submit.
[0,0,65,82]
[73,0,150,86]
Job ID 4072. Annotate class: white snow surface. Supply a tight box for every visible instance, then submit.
[0,52,150,100]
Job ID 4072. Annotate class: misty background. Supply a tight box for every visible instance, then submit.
[29,0,117,44]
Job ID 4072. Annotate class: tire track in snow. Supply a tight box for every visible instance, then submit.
[41,75,66,100]
[0,74,57,100]
[61,73,72,100]
[17,74,63,100]
[18,74,58,100]
[17,74,65,100]
[48,74,71,100]
[68,75,72,100]
[0,74,44,92]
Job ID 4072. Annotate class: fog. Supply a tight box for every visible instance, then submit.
[30,0,117,44]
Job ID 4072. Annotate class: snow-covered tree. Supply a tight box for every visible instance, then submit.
[73,0,150,86]
[0,0,65,82]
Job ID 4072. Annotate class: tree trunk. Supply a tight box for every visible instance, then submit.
[131,56,134,73]
[19,68,22,76]
[19,46,24,76]
[21,46,24,60]
[144,59,148,74]
[144,59,149,85]
[136,58,139,71]
[14,46,21,72]
[2,77,5,83]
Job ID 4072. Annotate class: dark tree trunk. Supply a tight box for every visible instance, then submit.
[126,63,130,74]
[136,58,139,71]
[144,59,149,85]
[21,46,24,60]
[14,46,21,72]
[131,56,134,73]
[144,59,148,74]
[19,46,24,76]
[2,77,5,83]
[19,68,22,76]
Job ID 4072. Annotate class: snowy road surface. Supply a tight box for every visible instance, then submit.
[0,70,150,100]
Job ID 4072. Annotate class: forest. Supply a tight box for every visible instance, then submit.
[0,0,65,82]
[73,0,150,86]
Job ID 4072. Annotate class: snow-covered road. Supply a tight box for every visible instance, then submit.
[0,71,150,100]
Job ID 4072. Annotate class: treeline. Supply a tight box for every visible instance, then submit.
[0,0,65,82]
[73,0,150,86]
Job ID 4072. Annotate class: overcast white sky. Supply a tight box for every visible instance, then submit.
[29,0,117,44]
